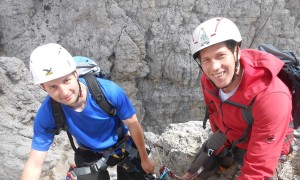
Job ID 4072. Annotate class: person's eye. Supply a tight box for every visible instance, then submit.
[201,58,209,63]
[49,85,57,90]
[218,53,227,59]
[64,78,71,84]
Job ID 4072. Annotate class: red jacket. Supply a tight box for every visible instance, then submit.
[201,49,294,179]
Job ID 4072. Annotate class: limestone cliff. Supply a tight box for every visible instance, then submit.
[1,0,300,179]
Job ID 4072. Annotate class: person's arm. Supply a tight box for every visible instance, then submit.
[237,92,293,179]
[21,149,47,180]
[123,114,155,174]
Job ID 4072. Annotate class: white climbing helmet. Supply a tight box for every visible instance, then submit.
[29,43,76,84]
[190,17,242,60]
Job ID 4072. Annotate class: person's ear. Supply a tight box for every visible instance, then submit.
[235,46,241,61]
[73,70,79,79]
[237,47,241,60]
[39,84,46,92]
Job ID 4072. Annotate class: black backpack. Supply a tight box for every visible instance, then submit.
[253,44,300,129]
[47,56,122,151]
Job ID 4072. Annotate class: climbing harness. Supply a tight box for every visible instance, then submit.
[66,136,139,179]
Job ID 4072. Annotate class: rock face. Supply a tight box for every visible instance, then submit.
[0,0,300,179]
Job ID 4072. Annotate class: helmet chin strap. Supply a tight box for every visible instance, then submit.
[74,80,83,103]
[73,71,83,103]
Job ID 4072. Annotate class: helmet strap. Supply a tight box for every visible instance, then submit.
[73,71,83,103]
[73,80,82,103]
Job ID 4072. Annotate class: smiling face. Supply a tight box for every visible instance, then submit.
[199,41,241,92]
[42,72,81,107]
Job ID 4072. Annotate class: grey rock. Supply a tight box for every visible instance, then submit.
[0,0,300,179]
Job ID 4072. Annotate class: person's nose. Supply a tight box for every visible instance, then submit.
[58,84,69,96]
[211,59,221,70]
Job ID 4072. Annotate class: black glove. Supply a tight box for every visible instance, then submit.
[187,130,227,173]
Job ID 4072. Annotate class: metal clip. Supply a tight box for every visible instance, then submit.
[90,163,100,173]
[207,148,214,156]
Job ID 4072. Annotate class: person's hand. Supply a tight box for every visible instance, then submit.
[181,172,201,180]
[141,157,155,174]
[181,172,193,179]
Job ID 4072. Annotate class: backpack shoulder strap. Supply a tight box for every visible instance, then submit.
[83,73,116,116]
[49,98,77,151]
[202,107,209,129]
[49,99,67,134]
[224,98,255,144]
[224,98,256,126]
[224,98,255,154]
[83,73,124,140]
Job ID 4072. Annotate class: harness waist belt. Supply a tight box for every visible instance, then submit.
[71,137,139,176]
[72,157,107,176]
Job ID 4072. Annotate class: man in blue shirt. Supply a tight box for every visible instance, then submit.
[21,43,155,180]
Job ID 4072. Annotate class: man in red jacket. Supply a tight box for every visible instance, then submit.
[183,17,294,179]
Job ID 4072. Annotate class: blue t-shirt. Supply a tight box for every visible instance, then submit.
[31,78,136,152]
